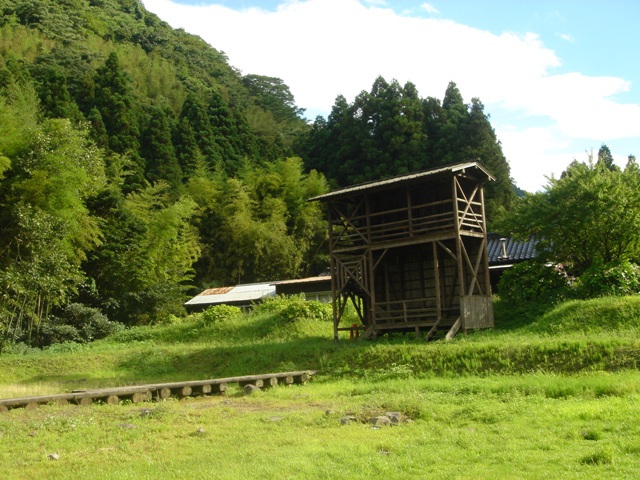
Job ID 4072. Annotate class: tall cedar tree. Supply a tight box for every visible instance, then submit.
[301,78,515,218]
[141,103,182,192]
[93,52,145,190]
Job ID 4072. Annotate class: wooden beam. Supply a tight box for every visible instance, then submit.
[433,241,442,323]
[406,186,414,236]
[480,185,492,295]
[453,177,466,297]
[425,315,444,341]
[460,240,482,295]
[445,317,462,340]
[328,204,339,343]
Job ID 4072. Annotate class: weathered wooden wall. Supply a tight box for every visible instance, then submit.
[312,163,495,340]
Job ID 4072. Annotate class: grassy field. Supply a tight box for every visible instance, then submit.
[1,295,640,479]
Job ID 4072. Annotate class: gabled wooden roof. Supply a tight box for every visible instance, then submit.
[308,161,495,202]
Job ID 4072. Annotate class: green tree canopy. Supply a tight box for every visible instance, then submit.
[300,78,515,217]
[499,151,640,275]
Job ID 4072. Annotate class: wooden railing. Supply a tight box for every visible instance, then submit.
[331,199,457,248]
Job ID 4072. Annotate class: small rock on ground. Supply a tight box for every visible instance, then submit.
[340,416,357,425]
[367,416,391,427]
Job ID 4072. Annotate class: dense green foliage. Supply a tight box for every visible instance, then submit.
[35,302,123,347]
[0,0,328,341]
[497,261,571,305]
[300,77,516,217]
[0,0,517,343]
[499,151,640,304]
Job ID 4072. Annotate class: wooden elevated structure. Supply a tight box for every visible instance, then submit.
[0,370,315,411]
[310,162,495,341]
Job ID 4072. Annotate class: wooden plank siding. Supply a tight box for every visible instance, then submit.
[310,162,495,341]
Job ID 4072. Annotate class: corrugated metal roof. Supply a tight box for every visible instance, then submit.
[308,162,495,202]
[185,283,275,306]
[197,286,233,296]
[487,234,538,265]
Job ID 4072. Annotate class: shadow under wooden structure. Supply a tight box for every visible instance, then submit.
[310,162,495,341]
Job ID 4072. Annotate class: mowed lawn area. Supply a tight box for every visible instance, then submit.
[1,296,640,479]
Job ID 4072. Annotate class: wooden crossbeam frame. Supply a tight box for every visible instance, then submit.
[328,197,368,250]
[328,169,493,342]
[455,177,485,232]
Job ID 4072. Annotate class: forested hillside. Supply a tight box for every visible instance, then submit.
[0,0,327,341]
[0,0,515,346]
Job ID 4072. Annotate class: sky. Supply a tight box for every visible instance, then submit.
[142,0,640,192]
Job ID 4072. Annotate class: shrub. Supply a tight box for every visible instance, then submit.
[39,323,83,346]
[37,303,123,347]
[110,326,156,343]
[253,295,332,323]
[200,304,242,326]
[573,260,640,299]
[497,261,570,305]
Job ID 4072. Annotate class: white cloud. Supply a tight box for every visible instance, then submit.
[420,2,439,14]
[143,0,640,190]
[496,125,575,191]
[557,33,574,42]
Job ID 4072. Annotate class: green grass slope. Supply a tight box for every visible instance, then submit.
[0,295,639,395]
[1,296,640,479]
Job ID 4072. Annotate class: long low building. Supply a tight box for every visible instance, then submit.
[184,283,276,311]
[272,274,331,303]
[184,273,332,311]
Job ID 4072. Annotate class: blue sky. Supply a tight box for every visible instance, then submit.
[143,0,640,191]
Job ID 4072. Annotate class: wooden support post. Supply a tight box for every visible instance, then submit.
[77,397,93,406]
[106,395,120,405]
[406,186,414,236]
[425,317,443,341]
[445,317,462,340]
[433,241,442,322]
[263,377,278,388]
[480,185,492,296]
[178,386,192,397]
[328,204,339,343]
[453,178,466,298]
[239,379,264,388]
[131,392,149,403]
[158,387,172,400]
[199,384,213,395]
